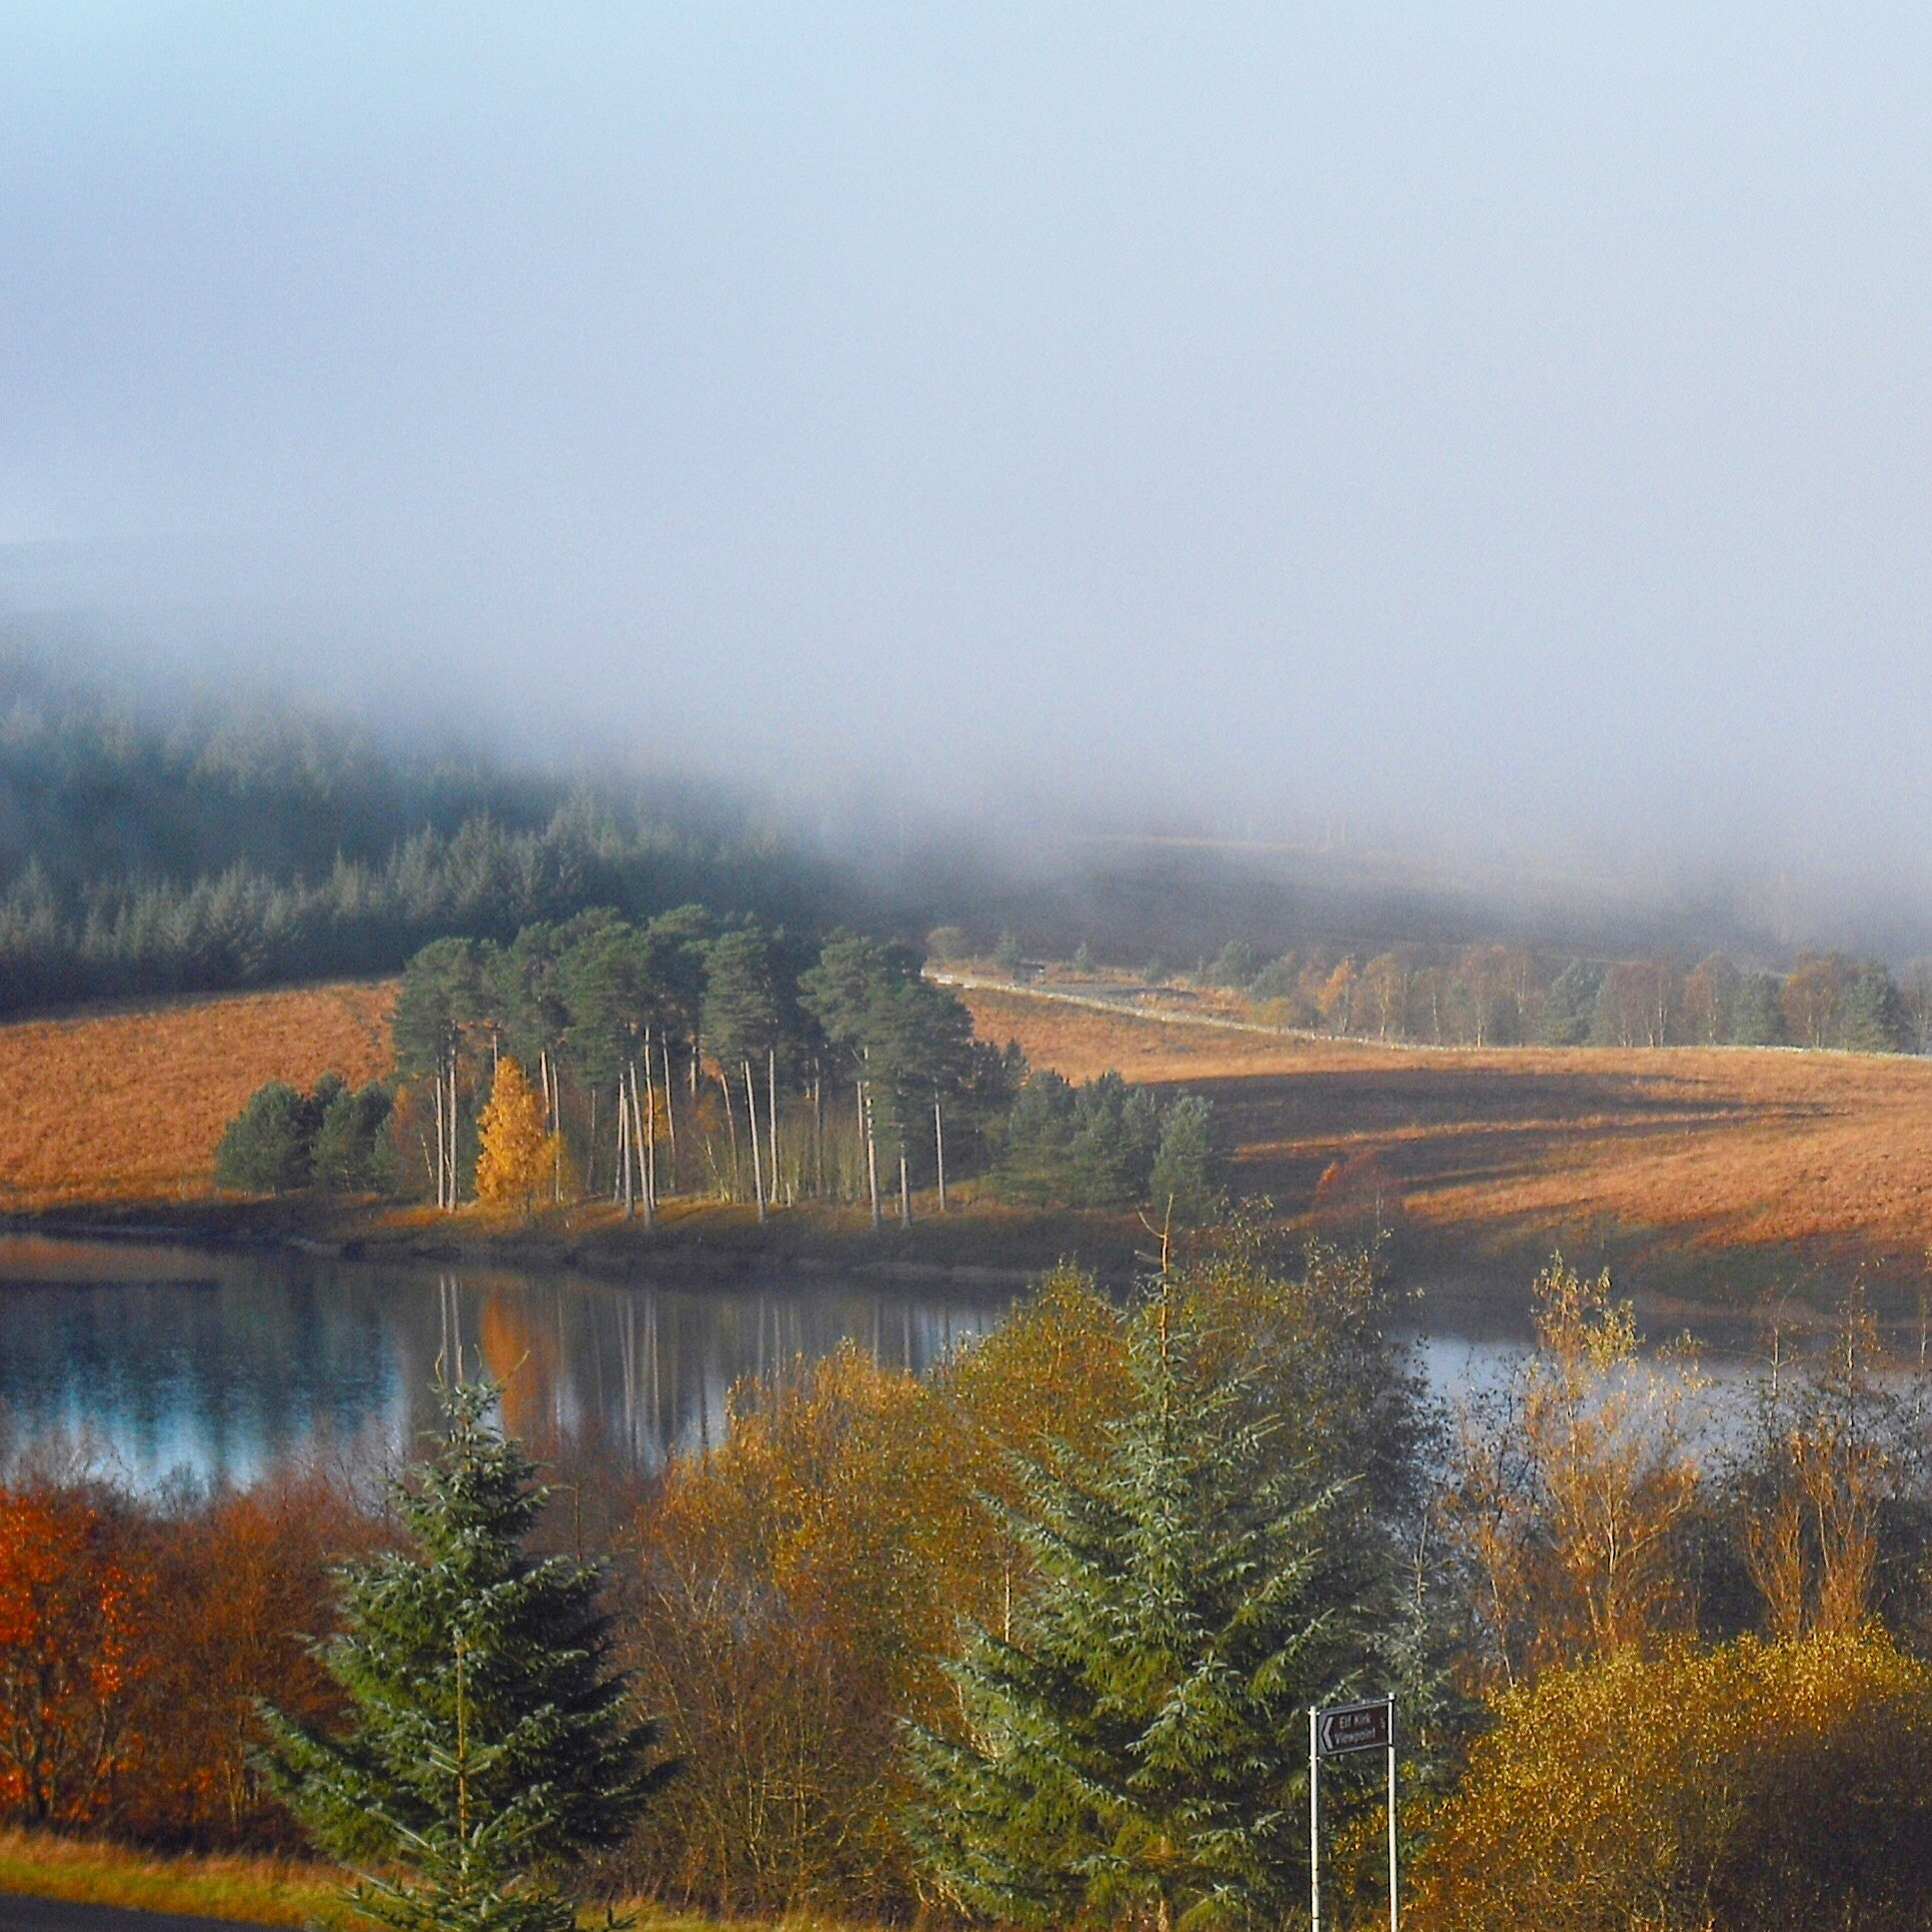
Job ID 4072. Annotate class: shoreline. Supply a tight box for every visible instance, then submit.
[1,1190,1921,1327]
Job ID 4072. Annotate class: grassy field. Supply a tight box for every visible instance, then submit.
[2,973,1929,1293]
[0,982,393,1209]
[965,984,1932,1285]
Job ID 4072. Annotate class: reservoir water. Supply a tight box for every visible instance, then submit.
[0,1234,1541,1490]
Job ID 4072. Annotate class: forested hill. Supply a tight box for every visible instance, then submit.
[0,657,861,1016]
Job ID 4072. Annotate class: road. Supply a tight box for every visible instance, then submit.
[0,1897,252,1932]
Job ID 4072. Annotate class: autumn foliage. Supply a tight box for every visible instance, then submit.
[6,1244,1932,1932]
[619,1273,1134,1914]
[0,1490,151,1828]
[474,1057,559,1216]
[0,1474,374,1845]
[1409,1627,1932,1932]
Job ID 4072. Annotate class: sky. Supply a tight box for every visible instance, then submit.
[3,4,1932,906]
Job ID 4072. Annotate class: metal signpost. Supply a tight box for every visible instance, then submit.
[1308,1695,1397,1932]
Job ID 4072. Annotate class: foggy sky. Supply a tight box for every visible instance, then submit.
[4,5,1932,906]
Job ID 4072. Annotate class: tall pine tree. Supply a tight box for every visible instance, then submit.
[263,1382,671,1932]
[907,1284,1375,1932]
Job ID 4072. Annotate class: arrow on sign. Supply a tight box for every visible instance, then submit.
[1314,1698,1392,1757]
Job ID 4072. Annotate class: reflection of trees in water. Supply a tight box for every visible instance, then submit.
[0,1244,1011,1489]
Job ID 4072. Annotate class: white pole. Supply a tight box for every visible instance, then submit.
[1387,1697,1399,1932]
[1309,1706,1320,1932]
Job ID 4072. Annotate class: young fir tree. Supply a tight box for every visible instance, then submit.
[262,1382,670,1932]
[906,1285,1368,1932]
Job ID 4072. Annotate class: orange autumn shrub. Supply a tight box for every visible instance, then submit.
[0,1473,381,1847]
[127,1472,383,1846]
[0,1486,157,1829]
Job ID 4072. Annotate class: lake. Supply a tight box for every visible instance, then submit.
[0,1234,1543,1490]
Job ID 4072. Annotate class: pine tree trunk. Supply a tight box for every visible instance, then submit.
[639,1058,656,1223]
[550,1054,563,1202]
[935,1093,947,1212]
[900,1152,911,1226]
[744,1059,766,1222]
[718,1069,740,1199]
[434,1066,447,1211]
[618,1075,632,1215]
[862,1080,881,1231]
[813,1068,824,1198]
[767,1047,780,1204]
[660,1034,677,1190]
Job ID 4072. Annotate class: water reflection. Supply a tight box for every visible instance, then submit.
[0,1238,1008,1490]
[5,1237,1769,1493]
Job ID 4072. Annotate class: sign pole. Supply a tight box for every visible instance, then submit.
[1308,1705,1320,1932]
[1386,1695,1398,1932]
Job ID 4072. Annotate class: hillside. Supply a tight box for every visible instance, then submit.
[964,984,1932,1283]
[0,982,393,1207]
[5,975,1932,1294]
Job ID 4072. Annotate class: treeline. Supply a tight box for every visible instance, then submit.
[1166,937,1932,1052]
[0,659,853,1016]
[222,912,1214,1220]
[5,1243,1932,1931]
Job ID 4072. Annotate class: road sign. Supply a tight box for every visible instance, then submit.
[1314,1697,1392,1757]
[1309,1694,1399,1932]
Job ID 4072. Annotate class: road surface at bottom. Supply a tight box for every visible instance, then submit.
[0,1896,255,1932]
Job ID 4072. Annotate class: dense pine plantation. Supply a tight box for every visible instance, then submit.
[0,659,857,1016]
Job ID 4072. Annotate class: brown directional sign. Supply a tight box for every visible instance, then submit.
[1314,1698,1392,1757]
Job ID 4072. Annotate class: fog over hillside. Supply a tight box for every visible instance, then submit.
[5,8,1932,953]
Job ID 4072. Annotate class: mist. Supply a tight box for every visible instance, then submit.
[5,5,1932,937]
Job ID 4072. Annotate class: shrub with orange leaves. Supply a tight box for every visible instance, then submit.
[0,1470,380,1849]
[129,1472,383,1847]
[1408,1625,1932,1932]
[0,1488,157,1830]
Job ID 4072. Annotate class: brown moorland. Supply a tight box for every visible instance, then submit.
[0,973,1927,1288]
[0,981,393,1208]
[964,983,1932,1280]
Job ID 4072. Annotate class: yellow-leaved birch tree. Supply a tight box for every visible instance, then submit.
[475,1058,558,1220]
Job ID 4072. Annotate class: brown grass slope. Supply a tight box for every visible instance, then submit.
[0,976,1927,1283]
[0,982,393,1208]
[965,985,1932,1276]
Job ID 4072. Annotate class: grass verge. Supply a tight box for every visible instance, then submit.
[0,1832,858,1932]
[0,1831,355,1927]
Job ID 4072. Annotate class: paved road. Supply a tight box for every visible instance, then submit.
[0,1896,251,1932]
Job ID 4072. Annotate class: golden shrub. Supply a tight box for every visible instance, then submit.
[1409,1626,1932,1932]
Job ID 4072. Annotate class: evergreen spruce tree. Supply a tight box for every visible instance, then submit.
[1149,1093,1218,1224]
[1838,960,1907,1053]
[263,1382,671,1932]
[1537,961,1598,1046]
[312,1080,396,1193]
[907,1286,1370,1932]
[214,1080,314,1192]
[1728,970,1785,1045]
